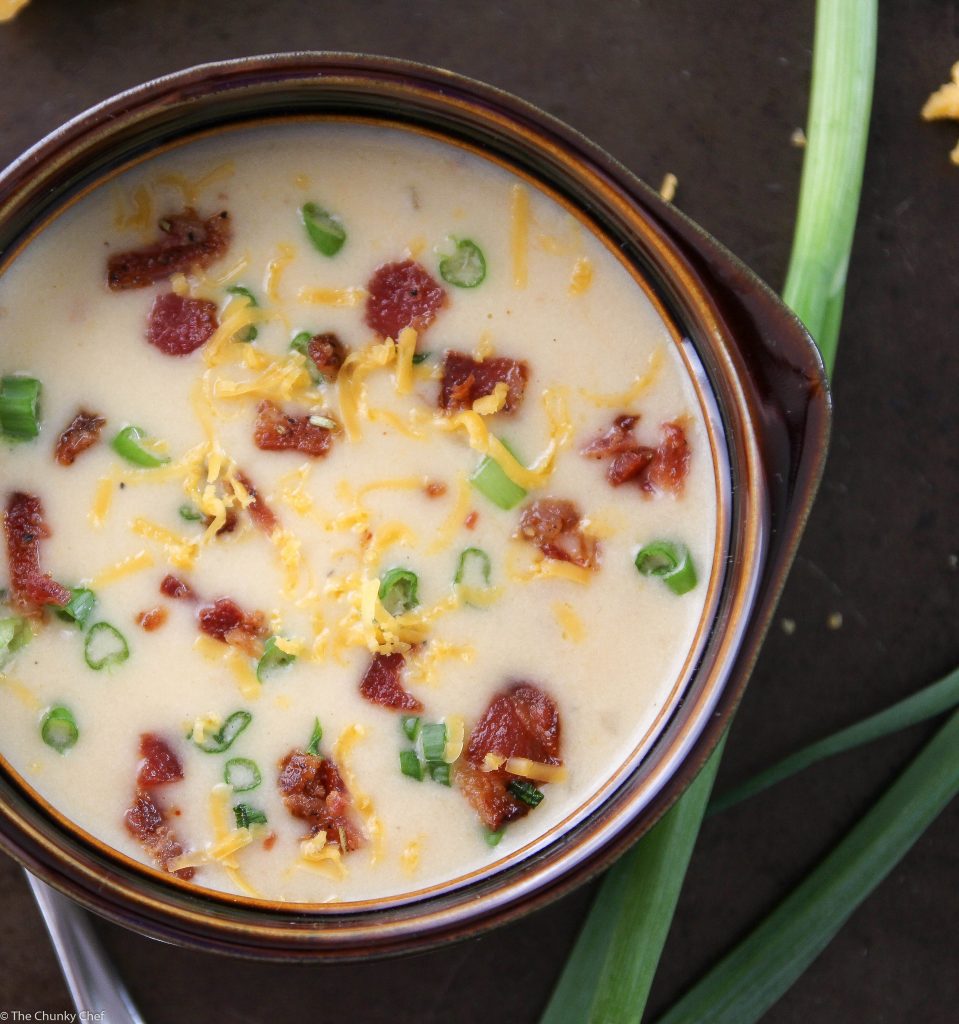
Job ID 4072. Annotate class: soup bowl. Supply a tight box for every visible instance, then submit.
[0,53,829,959]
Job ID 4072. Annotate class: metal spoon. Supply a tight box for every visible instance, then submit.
[26,871,146,1023]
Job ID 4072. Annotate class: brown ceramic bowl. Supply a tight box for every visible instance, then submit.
[0,53,829,960]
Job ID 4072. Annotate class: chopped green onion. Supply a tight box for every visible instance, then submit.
[54,587,96,627]
[0,616,32,668]
[428,760,452,786]
[0,375,41,439]
[411,351,431,365]
[399,749,424,781]
[233,803,268,829]
[224,757,262,792]
[256,636,297,683]
[378,567,420,616]
[40,705,79,754]
[634,541,697,595]
[83,622,129,670]
[111,425,170,468]
[226,285,258,341]
[439,238,487,288]
[401,715,422,742]
[484,826,506,848]
[305,716,323,756]
[309,414,337,430]
[507,779,544,807]
[178,503,203,522]
[420,722,447,762]
[301,202,347,257]
[454,547,492,586]
[290,331,325,383]
[470,438,527,510]
[193,710,252,753]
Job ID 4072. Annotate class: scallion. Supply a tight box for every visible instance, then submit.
[233,803,268,829]
[83,622,129,671]
[40,705,79,754]
[399,749,425,781]
[290,331,325,383]
[484,826,506,848]
[420,722,447,762]
[178,503,203,522]
[470,438,527,510]
[634,541,697,595]
[454,547,492,587]
[111,425,170,468]
[439,238,487,288]
[301,202,347,257]
[0,375,41,439]
[54,587,96,627]
[256,636,296,683]
[428,761,452,786]
[0,616,32,669]
[411,351,431,365]
[378,568,420,616]
[224,757,262,792]
[507,779,544,807]
[226,284,258,341]
[193,710,252,753]
[305,716,323,756]
[401,715,422,742]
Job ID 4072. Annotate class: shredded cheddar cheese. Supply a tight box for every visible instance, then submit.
[580,346,664,408]
[298,286,366,306]
[400,837,423,876]
[553,601,586,643]
[483,753,506,772]
[89,549,155,589]
[568,256,594,295]
[922,62,959,164]
[510,183,530,288]
[504,757,568,783]
[471,381,509,416]
[333,724,383,865]
[428,472,471,554]
[129,518,198,570]
[0,673,41,711]
[393,326,418,395]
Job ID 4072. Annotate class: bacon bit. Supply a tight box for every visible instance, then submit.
[424,480,447,499]
[124,788,195,880]
[278,750,363,850]
[3,492,70,612]
[136,607,168,632]
[581,414,641,459]
[358,652,423,712]
[54,409,106,466]
[197,597,268,657]
[516,498,599,570]
[365,259,446,338]
[262,831,278,851]
[147,292,219,356]
[107,208,231,290]
[136,733,184,787]
[607,447,655,486]
[439,351,529,414]
[645,421,690,495]
[160,574,196,601]
[464,510,479,530]
[235,470,279,534]
[253,400,337,458]
[583,415,690,495]
[307,332,348,381]
[457,683,562,830]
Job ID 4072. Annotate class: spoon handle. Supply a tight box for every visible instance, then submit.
[26,872,146,1024]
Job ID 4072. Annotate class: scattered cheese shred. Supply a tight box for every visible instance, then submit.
[193,636,262,701]
[428,472,471,554]
[393,326,418,395]
[921,62,959,164]
[400,837,423,876]
[510,183,530,288]
[333,724,384,865]
[568,256,594,295]
[189,712,223,745]
[129,518,198,570]
[299,835,348,878]
[443,715,466,763]
[553,601,586,643]
[579,346,664,408]
[482,753,506,772]
[90,549,154,589]
[504,757,568,783]
[474,329,494,360]
[89,476,116,528]
[337,338,397,441]
[409,639,476,687]
[0,672,41,711]
[264,242,296,302]
[472,381,509,416]
[298,286,366,306]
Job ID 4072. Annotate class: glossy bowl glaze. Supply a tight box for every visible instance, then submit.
[0,53,829,959]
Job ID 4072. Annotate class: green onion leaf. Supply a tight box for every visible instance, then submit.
[454,547,492,586]
[301,202,347,257]
[470,438,527,510]
[54,587,96,627]
[401,715,422,742]
[0,375,41,439]
[634,541,697,595]
[256,636,297,683]
[439,238,487,288]
[0,616,32,669]
[111,425,170,468]
[40,705,79,754]
[378,567,420,616]
[305,716,323,756]
[226,285,258,341]
[178,503,203,522]
[290,331,326,383]
[224,757,262,792]
[484,826,506,848]
[233,803,268,829]
[507,779,544,807]
[411,351,431,365]
[399,749,424,781]
[420,722,447,762]
[428,760,452,786]
[83,622,129,671]
[193,710,252,753]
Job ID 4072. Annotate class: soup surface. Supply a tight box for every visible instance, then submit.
[0,122,718,903]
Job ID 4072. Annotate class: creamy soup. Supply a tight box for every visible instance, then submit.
[0,122,719,903]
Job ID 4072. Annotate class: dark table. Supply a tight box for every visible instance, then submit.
[1,2,956,1021]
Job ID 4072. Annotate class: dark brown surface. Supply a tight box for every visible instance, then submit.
[1,1,956,1021]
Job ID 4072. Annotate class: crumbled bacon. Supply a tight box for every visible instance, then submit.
[136,733,184,787]
[253,400,337,458]
[439,351,529,414]
[3,492,70,611]
[136,607,168,632]
[147,292,219,356]
[235,470,279,535]
[358,652,423,712]
[54,410,106,466]
[160,574,196,601]
[365,259,446,338]
[424,480,447,499]
[107,208,231,290]
[457,683,562,830]
[464,510,479,530]
[197,597,267,657]
[516,498,599,570]
[124,788,194,880]
[581,414,641,459]
[582,415,690,495]
[307,332,347,381]
[645,422,690,495]
[278,751,363,850]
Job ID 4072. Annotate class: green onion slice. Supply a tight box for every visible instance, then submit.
[428,761,452,786]
[40,705,79,754]
[83,622,129,670]
[378,568,420,616]
[193,710,252,753]
[111,425,170,468]
[0,375,41,439]
[224,757,262,792]
[470,438,527,510]
[305,716,323,756]
[401,715,422,742]
[454,547,492,587]
[634,541,697,595]
[411,351,431,365]
[399,749,424,781]
[233,803,268,829]
[484,826,506,848]
[256,636,297,683]
[421,722,447,762]
[226,285,258,341]
[54,587,96,627]
[507,779,544,808]
[178,503,203,522]
[0,616,32,668]
[439,238,487,288]
[290,331,325,383]
[301,202,347,257]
